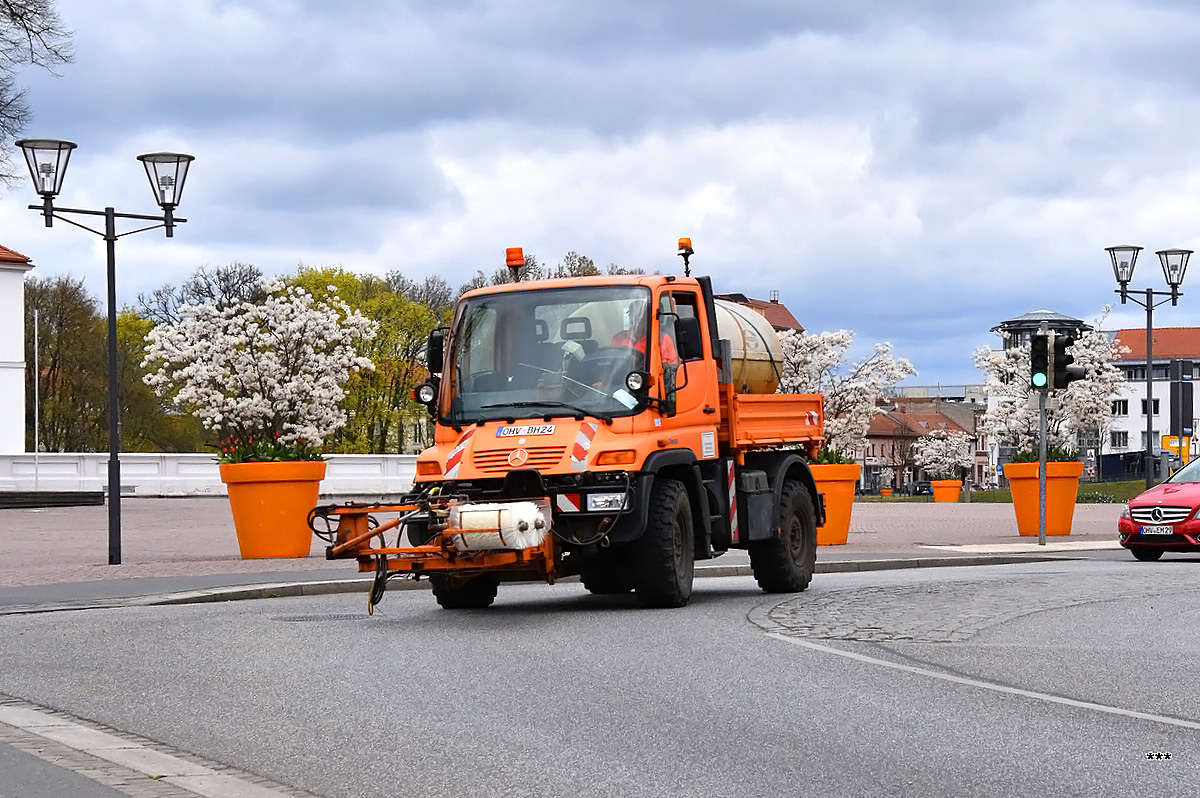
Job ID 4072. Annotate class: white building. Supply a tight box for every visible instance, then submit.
[0,245,33,455]
[1105,327,1200,477]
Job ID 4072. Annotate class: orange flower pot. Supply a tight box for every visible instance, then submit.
[931,479,962,503]
[1004,461,1084,536]
[880,488,893,497]
[810,463,860,546]
[219,461,327,558]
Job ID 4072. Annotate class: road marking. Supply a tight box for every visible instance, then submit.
[920,540,1123,553]
[766,633,1200,731]
[0,703,299,797]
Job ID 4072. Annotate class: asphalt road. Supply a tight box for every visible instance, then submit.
[1,559,1197,797]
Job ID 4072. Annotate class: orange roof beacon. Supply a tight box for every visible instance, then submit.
[310,241,827,611]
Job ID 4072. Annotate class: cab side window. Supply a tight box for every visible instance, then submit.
[658,294,678,361]
[670,292,704,362]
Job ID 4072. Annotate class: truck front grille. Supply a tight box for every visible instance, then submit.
[473,446,566,473]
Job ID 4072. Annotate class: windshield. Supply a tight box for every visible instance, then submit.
[1165,456,1200,484]
[443,284,652,424]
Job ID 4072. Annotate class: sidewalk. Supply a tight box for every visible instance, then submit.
[0,497,1126,608]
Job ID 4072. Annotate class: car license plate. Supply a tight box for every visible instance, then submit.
[1141,525,1174,535]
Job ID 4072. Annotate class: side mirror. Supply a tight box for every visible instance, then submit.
[426,328,446,374]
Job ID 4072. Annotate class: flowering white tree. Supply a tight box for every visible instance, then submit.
[973,306,1128,453]
[912,429,974,480]
[778,329,917,455]
[143,280,377,461]
[879,465,896,489]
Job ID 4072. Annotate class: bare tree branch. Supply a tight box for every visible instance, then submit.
[0,0,73,182]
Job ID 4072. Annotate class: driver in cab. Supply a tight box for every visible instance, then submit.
[611,299,678,365]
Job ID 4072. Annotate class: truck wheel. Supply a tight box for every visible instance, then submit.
[580,551,635,595]
[749,480,816,593]
[634,478,695,608]
[430,574,499,609]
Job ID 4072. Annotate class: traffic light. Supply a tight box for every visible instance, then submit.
[1030,332,1051,390]
[1052,334,1085,389]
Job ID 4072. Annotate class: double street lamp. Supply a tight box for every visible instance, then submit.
[15,139,194,565]
[1106,244,1192,490]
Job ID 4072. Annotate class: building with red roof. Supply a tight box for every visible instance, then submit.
[862,400,985,492]
[712,292,804,333]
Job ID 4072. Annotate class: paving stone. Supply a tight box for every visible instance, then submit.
[753,571,1195,643]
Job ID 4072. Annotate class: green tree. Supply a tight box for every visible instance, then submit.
[117,310,206,452]
[553,251,600,278]
[605,262,645,275]
[387,271,455,321]
[24,274,105,451]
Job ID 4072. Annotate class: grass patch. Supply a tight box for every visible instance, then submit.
[857,480,1148,504]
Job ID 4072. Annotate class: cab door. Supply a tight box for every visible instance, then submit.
[655,289,719,453]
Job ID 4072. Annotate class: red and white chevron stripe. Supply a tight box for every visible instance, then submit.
[727,459,739,545]
[444,428,475,478]
[571,422,599,472]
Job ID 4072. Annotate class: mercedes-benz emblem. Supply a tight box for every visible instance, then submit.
[1151,506,1164,522]
[508,448,529,467]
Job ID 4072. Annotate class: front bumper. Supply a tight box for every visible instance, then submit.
[1118,518,1200,551]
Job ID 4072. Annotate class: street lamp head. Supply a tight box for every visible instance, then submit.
[136,152,194,210]
[1106,244,1142,287]
[137,152,194,238]
[1156,248,1191,288]
[15,138,76,197]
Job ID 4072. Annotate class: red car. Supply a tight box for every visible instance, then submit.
[1119,463,1200,560]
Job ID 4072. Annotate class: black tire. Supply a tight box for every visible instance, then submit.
[749,480,817,593]
[633,478,695,608]
[430,574,499,609]
[580,550,635,595]
[1131,548,1164,562]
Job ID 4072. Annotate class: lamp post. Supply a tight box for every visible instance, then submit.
[1106,244,1192,490]
[15,139,194,565]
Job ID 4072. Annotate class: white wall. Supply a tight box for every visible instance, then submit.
[0,453,417,497]
[0,263,32,455]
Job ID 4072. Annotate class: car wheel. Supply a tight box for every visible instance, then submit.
[1131,548,1164,562]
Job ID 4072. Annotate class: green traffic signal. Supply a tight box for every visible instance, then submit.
[1030,331,1051,391]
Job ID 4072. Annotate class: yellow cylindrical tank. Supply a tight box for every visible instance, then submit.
[713,299,784,394]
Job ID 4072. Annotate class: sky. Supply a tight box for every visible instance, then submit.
[3,0,1200,388]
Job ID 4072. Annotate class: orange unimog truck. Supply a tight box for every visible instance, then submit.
[311,240,826,610]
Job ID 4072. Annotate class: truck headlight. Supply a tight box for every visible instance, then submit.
[625,371,646,392]
[587,492,627,511]
[415,382,437,404]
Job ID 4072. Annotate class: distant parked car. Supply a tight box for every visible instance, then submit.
[1119,457,1200,561]
[914,481,933,496]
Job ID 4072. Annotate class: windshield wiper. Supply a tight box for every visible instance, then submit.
[480,401,612,424]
